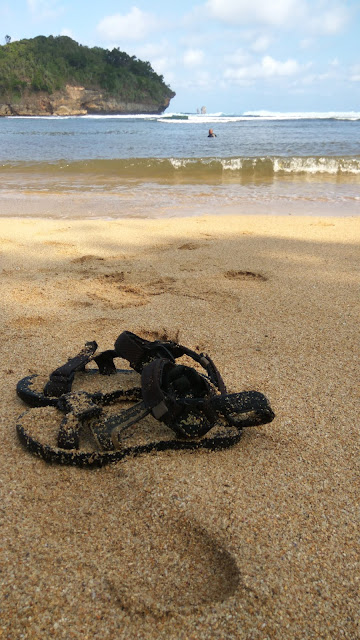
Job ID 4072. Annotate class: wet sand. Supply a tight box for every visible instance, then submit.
[1,213,359,639]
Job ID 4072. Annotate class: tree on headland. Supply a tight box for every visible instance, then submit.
[0,35,175,106]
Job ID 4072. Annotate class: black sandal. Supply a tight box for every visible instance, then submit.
[16,331,226,407]
[16,352,275,468]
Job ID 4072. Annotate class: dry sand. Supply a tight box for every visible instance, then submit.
[0,214,359,639]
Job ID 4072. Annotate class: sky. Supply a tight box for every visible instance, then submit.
[1,0,360,113]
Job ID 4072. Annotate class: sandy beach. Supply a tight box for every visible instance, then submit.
[1,213,359,639]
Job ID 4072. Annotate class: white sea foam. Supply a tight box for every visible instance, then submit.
[272,156,360,174]
[243,111,360,121]
[80,113,158,119]
[169,158,193,168]
[9,110,360,122]
[222,158,244,170]
[159,111,360,123]
[168,156,360,175]
[9,113,161,120]
[273,157,339,174]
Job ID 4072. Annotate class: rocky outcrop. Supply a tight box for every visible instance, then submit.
[0,84,174,116]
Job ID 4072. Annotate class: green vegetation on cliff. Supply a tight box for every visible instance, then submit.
[0,35,175,105]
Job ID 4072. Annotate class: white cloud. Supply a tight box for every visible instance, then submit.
[27,0,63,20]
[350,64,360,82]
[60,28,73,38]
[224,49,251,65]
[257,55,302,76]
[151,57,176,76]
[309,6,348,34]
[179,70,213,90]
[225,55,303,82]
[195,70,213,87]
[299,72,331,85]
[205,0,349,34]
[135,42,169,59]
[206,0,304,28]
[97,6,159,41]
[183,49,205,66]
[250,35,273,52]
[300,38,314,49]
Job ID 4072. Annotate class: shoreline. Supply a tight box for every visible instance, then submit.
[1,191,359,219]
[1,213,359,639]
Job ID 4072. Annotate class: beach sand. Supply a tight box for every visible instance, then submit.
[0,213,359,639]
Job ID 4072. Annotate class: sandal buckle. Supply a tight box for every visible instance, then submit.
[152,400,168,419]
[152,342,175,362]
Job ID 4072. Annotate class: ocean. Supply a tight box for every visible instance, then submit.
[0,111,359,218]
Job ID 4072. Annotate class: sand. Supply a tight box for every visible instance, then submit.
[0,214,359,639]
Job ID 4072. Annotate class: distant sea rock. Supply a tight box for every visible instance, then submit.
[0,84,173,117]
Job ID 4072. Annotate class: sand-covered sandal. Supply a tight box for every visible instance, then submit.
[114,330,227,393]
[16,340,134,408]
[16,357,275,468]
[16,331,226,408]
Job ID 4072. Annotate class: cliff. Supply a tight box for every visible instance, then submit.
[0,85,173,116]
[0,35,175,116]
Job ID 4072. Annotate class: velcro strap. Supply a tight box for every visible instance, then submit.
[114,332,147,370]
[114,331,179,371]
[141,358,170,417]
[141,359,213,437]
[115,332,226,394]
[44,341,98,397]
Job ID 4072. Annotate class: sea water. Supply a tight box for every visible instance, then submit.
[0,112,359,218]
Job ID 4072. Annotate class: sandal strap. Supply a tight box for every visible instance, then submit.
[211,391,275,427]
[140,358,275,438]
[57,391,103,449]
[43,344,119,398]
[114,331,227,393]
[44,341,98,398]
[18,331,225,406]
[93,350,118,375]
[141,358,214,434]
[16,410,244,468]
[91,401,150,451]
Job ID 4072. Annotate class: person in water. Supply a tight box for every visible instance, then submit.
[208,128,217,137]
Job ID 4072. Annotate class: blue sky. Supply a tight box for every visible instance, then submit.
[1,0,359,113]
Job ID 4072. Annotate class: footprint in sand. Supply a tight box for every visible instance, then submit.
[87,285,148,309]
[71,255,105,264]
[105,513,240,615]
[100,271,125,283]
[178,243,201,250]
[42,241,75,248]
[90,274,177,306]
[69,300,93,308]
[310,221,335,227]
[147,276,177,295]
[224,270,268,282]
[10,315,47,329]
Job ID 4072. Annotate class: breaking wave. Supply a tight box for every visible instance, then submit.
[9,111,360,123]
[2,156,360,180]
